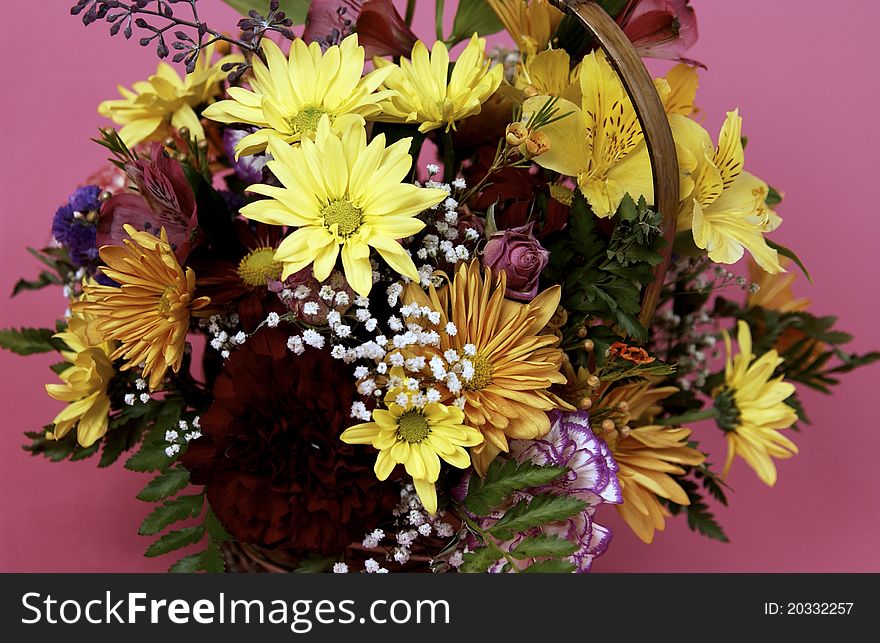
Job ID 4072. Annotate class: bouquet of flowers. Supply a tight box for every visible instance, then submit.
[4,0,876,573]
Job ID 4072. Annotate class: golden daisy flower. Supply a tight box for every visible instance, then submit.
[514,48,581,103]
[45,306,116,447]
[74,225,210,391]
[372,35,504,133]
[340,390,483,514]
[747,257,810,313]
[595,381,706,544]
[99,45,238,146]
[202,35,394,157]
[715,320,798,486]
[487,0,564,55]
[403,261,573,475]
[239,117,447,296]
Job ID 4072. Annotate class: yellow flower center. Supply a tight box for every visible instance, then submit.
[322,199,364,238]
[288,105,328,135]
[397,410,430,443]
[465,353,494,391]
[157,287,175,316]
[237,247,282,287]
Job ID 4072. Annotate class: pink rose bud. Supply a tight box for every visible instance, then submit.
[482,222,550,301]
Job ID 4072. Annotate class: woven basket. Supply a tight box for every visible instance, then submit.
[222,0,679,573]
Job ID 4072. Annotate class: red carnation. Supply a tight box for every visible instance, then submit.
[182,329,398,555]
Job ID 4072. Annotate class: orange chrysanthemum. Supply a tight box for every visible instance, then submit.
[74,224,210,391]
[403,261,573,474]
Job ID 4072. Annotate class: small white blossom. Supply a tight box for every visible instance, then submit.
[178,420,188,430]
[331,345,347,359]
[388,316,404,332]
[135,378,147,391]
[376,362,388,374]
[355,308,372,322]
[184,430,202,442]
[427,310,441,325]
[444,349,460,363]
[266,312,281,327]
[319,285,336,301]
[139,393,151,404]
[334,292,350,306]
[332,562,349,574]
[232,331,247,345]
[393,549,411,565]
[463,343,477,356]
[327,310,342,326]
[435,523,454,538]
[334,324,351,338]
[287,335,305,354]
[357,379,377,396]
[350,401,371,421]
[426,163,440,176]
[365,318,378,332]
[389,352,405,367]
[354,366,369,379]
[417,523,432,537]
[303,301,319,316]
[464,228,480,241]
[425,388,441,403]
[364,559,381,573]
[124,393,136,406]
[302,329,325,349]
[444,322,458,336]
[405,356,426,372]
[165,430,179,443]
[165,444,180,458]
[395,392,410,407]
[449,551,464,568]
[294,285,311,300]
[452,177,467,190]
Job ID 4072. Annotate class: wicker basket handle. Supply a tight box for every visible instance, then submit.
[549,0,679,328]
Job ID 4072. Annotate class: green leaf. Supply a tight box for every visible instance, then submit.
[137,467,190,502]
[98,422,143,468]
[489,494,587,541]
[766,239,811,283]
[463,460,567,516]
[595,0,630,17]
[125,442,172,472]
[765,185,783,206]
[68,442,100,461]
[686,499,729,543]
[219,0,309,24]
[510,534,578,560]
[294,555,336,573]
[520,559,577,573]
[448,0,504,45]
[167,552,204,573]
[49,362,72,375]
[0,327,65,355]
[205,504,234,543]
[144,526,205,558]
[12,271,61,297]
[198,541,227,573]
[460,546,502,573]
[139,494,204,536]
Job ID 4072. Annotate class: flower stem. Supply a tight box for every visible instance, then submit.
[655,407,719,426]
[435,0,446,42]
[441,129,456,184]
[453,503,521,573]
[405,0,417,26]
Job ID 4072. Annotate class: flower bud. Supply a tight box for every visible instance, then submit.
[582,339,594,351]
[586,374,600,388]
[505,122,529,147]
[525,131,549,157]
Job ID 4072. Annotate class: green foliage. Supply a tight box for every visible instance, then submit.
[24,427,97,462]
[447,0,504,46]
[137,467,190,502]
[463,459,566,515]
[0,327,65,356]
[666,478,729,543]
[765,185,783,206]
[544,192,663,342]
[144,526,205,558]
[489,494,587,541]
[219,0,308,24]
[455,460,587,573]
[766,239,811,282]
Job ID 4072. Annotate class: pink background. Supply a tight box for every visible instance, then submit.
[1,0,878,572]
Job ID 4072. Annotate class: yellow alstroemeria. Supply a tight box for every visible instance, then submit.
[99,45,238,146]
[373,35,504,133]
[203,35,395,157]
[487,0,564,56]
[673,110,784,273]
[522,50,653,218]
[655,63,699,117]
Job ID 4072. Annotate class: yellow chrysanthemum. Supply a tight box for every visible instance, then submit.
[239,118,446,296]
[373,35,504,133]
[596,381,706,543]
[716,320,798,486]
[340,391,483,514]
[403,261,573,475]
[202,35,394,157]
[673,110,784,273]
[99,45,237,146]
[524,52,697,218]
[747,258,810,313]
[45,306,116,447]
[487,0,564,55]
[74,225,210,391]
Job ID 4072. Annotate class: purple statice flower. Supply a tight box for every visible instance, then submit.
[223,127,270,184]
[497,411,621,573]
[51,185,102,268]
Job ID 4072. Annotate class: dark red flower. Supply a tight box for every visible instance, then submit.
[97,143,201,263]
[303,0,417,58]
[617,0,702,66]
[191,220,285,332]
[182,329,399,555]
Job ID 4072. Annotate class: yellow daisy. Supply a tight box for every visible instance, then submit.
[673,110,784,273]
[514,48,581,103]
[747,257,810,313]
[596,381,706,543]
[202,35,394,157]
[487,0,564,55]
[74,225,211,391]
[99,45,236,146]
[403,261,573,475]
[239,117,447,296]
[340,391,483,514]
[373,35,504,133]
[716,320,798,486]
[45,306,116,447]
